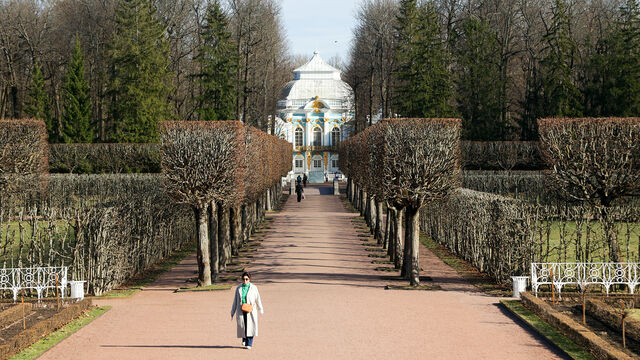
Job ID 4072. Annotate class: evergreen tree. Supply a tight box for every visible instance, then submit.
[24,62,56,142]
[61,36,94,143]
[539,0,583,117]
[453,17,505,140]
[107,0,172,143]
[393,1,455,117]
[195,0,237,121]
[587,0,640,116]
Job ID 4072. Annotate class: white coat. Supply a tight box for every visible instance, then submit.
[230,284,264,338]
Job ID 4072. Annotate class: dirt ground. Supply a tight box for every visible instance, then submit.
[39,184,564,360]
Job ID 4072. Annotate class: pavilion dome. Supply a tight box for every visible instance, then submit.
[278,51,352,104]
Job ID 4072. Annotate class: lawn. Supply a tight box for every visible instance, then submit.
[0,220,75,266]
[536,221,640,263]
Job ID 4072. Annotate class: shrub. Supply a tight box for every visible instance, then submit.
[49,143,161,174]
[420,188,533,283]
[0,119,49,200]
[461,141,543,170]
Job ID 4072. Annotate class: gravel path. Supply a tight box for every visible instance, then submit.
[40,185,563,360]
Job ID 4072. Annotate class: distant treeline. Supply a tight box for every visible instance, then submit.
[347,0,640,140]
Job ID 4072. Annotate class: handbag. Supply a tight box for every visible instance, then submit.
[241,303,253,313]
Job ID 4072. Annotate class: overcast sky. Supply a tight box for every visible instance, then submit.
[279,0,359,64]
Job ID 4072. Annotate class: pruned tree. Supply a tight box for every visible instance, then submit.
[0,119,49,203]
[382,119,461,286]
[160,121,245,286]
[538,117,640,262]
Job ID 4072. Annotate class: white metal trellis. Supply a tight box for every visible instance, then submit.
[531,263,640,295]
[0,267,68,302]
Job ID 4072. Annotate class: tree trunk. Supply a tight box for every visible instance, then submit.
[209,201,219,282]
[368,195,376,233]
[375,201,384,245]
[230,205,242,255]
[195,204,211,286]
[360,189,367,217]
[265,189,272,211]
[394,207,404,269]
[600,206,621,262]
[387,207,396,257]
[218,205,231,270]
[402,205,421,286]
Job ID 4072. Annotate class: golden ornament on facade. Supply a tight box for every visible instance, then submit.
[323,152,328,170]
[312,96,323,113]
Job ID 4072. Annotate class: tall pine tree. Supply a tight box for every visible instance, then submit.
[540,0,583,117]
[25,62,56,142]
[393,1,455,117]
[453,17,506,140]
[61,36,93,143]
[108,0,172,143]
[588,0,640,116]
[195,0,237,121]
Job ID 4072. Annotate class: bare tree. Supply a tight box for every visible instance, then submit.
[538,117,640,262]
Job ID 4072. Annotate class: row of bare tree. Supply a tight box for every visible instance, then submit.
[160,121,291,286]
[339,118,461,286]
[0,0,291,136]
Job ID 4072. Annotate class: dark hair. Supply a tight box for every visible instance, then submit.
[242,271,251,280]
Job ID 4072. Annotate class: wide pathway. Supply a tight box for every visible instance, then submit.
[41,184,562,360]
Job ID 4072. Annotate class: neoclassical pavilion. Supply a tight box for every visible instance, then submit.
[275,51,353,183]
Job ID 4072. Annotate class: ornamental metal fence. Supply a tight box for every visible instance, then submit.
[0,267,68,302]
[531,262,640,295]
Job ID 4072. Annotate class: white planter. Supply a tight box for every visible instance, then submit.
[70,281,86,300]
[511,276,528,298]
[333,179,339,195]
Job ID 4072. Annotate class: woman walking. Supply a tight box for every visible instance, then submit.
[230,271,264,349]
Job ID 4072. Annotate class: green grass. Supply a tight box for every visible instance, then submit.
[95,242,196,299]
[419,233,510,296]
[538,221,640,263]
[0,220,74,263]
[500,300,595,360]
[9,305,111,360]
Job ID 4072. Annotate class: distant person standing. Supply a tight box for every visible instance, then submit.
[295,182,304,202]
[303,173,308,187]
[324,171,328,183]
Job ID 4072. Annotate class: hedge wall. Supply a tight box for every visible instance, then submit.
[421,188,533,283]
[49,143,161,174]
[461,141,543,170]
[1,173,194,296]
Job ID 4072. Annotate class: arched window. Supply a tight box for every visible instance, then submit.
[313,127,322,146]
[331,127,341,146]
[295,128,303,147]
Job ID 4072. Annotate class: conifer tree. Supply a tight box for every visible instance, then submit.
[453,17,505,140]
[107,0,172,143]
[393,1,455,117]
[25,62,56,142]
[590,0,640,116]
[61,36,93,143]
[195,0,237,121]
[539,0,583,117]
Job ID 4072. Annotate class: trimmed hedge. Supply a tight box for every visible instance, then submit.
[2,174,195,296]
[461,141,543,170]
[49,143,161,174]
[462,170,545,200]
[0,119,49,200]
[420,188,533,284]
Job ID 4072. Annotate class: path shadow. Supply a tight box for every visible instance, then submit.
[101,345,241,349]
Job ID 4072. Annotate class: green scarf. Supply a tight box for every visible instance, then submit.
[241,282,250,304]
